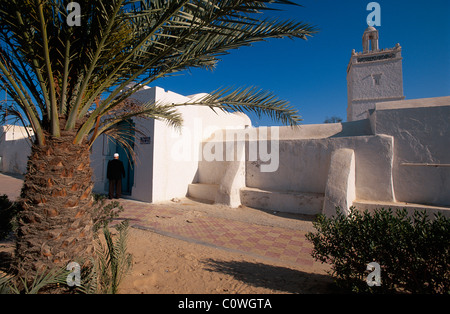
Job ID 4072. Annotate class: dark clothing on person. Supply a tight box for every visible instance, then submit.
[109,179,122,199]
[107,159,125,199]
[107,159,125,180]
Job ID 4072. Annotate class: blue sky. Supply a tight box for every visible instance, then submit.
[157,0,450,126]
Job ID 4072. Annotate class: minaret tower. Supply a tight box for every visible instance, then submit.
[347,26,405,121]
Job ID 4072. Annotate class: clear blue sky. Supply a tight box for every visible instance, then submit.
[157,0,450,126]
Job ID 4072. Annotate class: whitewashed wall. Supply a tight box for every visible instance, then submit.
[0,125,33,174]
[370,96,450,206]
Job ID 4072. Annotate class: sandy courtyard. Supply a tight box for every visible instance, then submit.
[0,172,336,294]
[118,226,334,294]
[0,217,335,294]
[113,199,336,294]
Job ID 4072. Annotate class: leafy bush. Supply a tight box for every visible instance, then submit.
[67,220,133,294]
[306,207,450,294]
[0,194,20,240]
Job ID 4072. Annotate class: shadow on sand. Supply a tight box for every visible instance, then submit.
[202,259,338,294]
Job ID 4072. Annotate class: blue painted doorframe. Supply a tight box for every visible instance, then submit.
[104,120,135,196]
[116,140,134,195]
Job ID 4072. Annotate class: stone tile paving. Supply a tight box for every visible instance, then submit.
[114,199,327,271]
[0,172,328,272]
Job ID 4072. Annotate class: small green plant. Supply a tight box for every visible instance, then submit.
[1,195,131,294]
[306,207,450,294]
[1,221,132,294]
[0,265,69,294]
[63,220,133,294]
[94,220,133,294]
[92,194,124,233]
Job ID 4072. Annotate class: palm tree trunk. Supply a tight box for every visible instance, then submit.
[15,131,95,276]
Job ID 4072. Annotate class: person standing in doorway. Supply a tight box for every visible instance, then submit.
[107,153,125,199]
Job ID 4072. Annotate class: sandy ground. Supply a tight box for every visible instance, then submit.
[0,172,336,294]
[114,199,335,294]
[0,207,335,295]
[118,227,335,294]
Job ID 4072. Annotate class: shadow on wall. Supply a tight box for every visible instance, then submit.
[330,119,373,138]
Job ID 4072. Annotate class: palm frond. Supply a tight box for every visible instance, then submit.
[94,220,132,294]
[86,97,183,164]
[3,266,68,294]
[179,86,302,126]
[0,273,15,294]
[0,0,315,146]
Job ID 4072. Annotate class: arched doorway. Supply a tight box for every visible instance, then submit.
[104,120,135,196]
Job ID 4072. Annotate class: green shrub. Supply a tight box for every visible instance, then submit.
[306,207,450,294]
[0,194,20,240]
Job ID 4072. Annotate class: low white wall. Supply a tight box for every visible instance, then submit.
[196,125,394,214]
[276,120,372,139]
[371,96,450,206]
[200,97,450,212]
[245,134,395,203]
[0,126,33,174]
[322,148,356,217]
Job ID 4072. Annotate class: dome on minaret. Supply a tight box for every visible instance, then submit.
[347,27,405,121]
[362,26,379,53]
[365,25,377,32]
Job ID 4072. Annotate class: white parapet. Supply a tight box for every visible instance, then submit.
[322,148,356,217]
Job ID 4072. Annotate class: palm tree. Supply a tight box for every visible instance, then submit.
[0,0,316,276]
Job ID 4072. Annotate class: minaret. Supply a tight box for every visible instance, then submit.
[347,26,405,121]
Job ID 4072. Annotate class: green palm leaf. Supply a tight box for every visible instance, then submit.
[0,0,317,146]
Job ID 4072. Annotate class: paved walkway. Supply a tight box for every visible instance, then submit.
[0,172,24,201]
[114,199,327,271]
[0,172,328,271]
